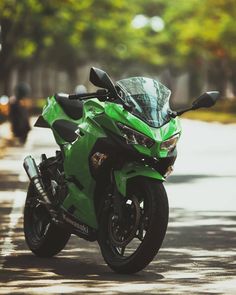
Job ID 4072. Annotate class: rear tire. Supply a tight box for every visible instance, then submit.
[98,178,168,274]
[24,183,71,257]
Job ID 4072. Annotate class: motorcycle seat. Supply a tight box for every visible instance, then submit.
[55,93,83,120]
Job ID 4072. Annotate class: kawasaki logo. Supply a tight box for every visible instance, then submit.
[62,213,89,235]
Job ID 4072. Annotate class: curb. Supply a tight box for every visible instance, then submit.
[0,120,12,158]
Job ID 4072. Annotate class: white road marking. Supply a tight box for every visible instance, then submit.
[0,191,25,268]
[0,127,34,269]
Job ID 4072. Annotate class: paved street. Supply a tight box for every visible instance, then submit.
[0,118,236,294]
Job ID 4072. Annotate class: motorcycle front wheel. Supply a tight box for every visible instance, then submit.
[98,177,169,274]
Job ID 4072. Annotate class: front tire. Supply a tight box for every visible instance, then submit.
[98,178,169,274]
[24,183,71,257]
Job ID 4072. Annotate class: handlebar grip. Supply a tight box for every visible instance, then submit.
[69,89,109,101]
[68,94,79,100]
[68,93,95,100]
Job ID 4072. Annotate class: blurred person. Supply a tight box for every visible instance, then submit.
[9,82,31,145]
[74,84,87,95]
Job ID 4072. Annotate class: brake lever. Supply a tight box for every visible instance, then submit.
[123,102,133,112]
[113,92,133,112]
[168,110,177,118]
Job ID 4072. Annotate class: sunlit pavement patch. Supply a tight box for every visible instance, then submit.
[166,179,236,211]
[1,209,235,294]
[0,200,12,247]
[0,191,25,269]
[0,119,236,294]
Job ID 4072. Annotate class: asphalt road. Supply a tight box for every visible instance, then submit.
[0,118,236,294]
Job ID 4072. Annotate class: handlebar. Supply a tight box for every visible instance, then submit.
[68,89,109,101]
[68,88,133,111]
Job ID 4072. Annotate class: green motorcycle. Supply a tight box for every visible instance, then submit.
[23,67,219,273]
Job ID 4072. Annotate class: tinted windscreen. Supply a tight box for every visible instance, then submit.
[116,77,171,127]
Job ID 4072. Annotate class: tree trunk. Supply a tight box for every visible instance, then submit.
[207,59,228,97]
[0,18,17,95]
[230,62,236,97]
[188,65,203,98]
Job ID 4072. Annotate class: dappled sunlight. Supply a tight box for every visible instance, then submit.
[0,207,235,294]
[220,227,236,232]
[169,217,236,227]
[0,171,27,191]
[1,119,236,293]
[166,178,236,211]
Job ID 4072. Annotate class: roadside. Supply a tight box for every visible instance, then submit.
[182,110,236,124]
[0,119,235,294]
[1,112,235,160]
[0,120,13,158]
[182,98,236,124]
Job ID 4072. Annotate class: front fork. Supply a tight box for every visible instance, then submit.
[111,162,165,222]
[109,172,125,223]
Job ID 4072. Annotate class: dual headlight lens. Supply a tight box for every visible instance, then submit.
[160,133,180,152]
[116,122,155,148]
[117,122,179,151]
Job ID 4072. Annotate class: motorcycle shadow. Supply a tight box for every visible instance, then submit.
[2,240,164,287]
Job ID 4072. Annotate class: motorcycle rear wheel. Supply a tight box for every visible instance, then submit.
[98,178,169,274]
[24,183,71,257]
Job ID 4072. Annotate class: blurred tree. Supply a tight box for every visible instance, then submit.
[138,0,236,96]
[0,0,59,93]
[0,0,141,93]
[1,0,236,96]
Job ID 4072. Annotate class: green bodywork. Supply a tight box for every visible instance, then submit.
[40,95,181,229]
[114,162,165,196]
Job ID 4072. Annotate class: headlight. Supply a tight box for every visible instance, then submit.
[116,122,155,148]
[160,133,180,152]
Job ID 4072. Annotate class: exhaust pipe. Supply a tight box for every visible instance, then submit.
[23,155,52,206]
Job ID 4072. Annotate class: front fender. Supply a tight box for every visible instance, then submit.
[114,162,165,196]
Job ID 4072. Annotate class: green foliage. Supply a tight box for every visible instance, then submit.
[0,0,140,68]
[1,0,236,94]
[182,109,236,124]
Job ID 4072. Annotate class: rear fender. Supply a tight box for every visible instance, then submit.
[114,162,165,196]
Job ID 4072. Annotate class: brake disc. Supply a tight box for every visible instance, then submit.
[108,195,141,247]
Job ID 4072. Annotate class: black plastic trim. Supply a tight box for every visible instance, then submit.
[34,115,50,128]
[55,93,84,120]
[52,119,78,142]
[61,208,97,241]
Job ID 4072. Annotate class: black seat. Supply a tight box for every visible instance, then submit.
[55,93,83,120]
[52,119,78,142]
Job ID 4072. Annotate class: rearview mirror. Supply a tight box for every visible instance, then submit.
[90,67,117,97]
[192,91,220,110]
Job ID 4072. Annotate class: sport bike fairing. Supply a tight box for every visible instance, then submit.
[116,77,171,128]
[23,67,219,274]
[36,77,181,230]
